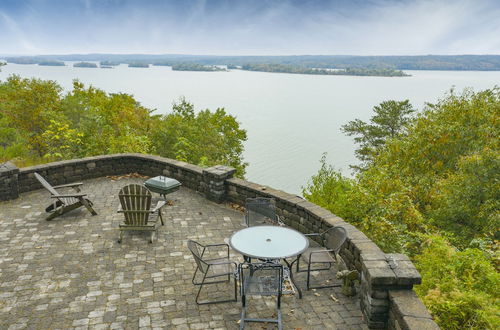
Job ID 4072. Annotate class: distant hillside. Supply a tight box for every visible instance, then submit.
[3,54,500,71]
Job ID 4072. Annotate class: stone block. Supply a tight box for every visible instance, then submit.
[389,290,432,319]
[366,267,397,286]
[402,316,440,330]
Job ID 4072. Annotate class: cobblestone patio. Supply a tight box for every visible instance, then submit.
[0,177,366,329]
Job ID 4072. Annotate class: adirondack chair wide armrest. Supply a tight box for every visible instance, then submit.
[152,200,167,212]
[50,194,87,198]
[52,182,83,189]
[117,206,161,213]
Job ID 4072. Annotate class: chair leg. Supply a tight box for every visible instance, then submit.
[307,261,312,290]
[118,231,123,244]
[81,198,97,216]
[45,209,61,221]
[306,261,342,290]
[194,271,237,305]
[159,211,164,226]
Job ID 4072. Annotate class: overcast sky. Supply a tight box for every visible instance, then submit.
[1,0,499,56]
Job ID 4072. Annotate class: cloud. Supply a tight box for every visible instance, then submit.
[0,10,40,53]
[0,0,499,55]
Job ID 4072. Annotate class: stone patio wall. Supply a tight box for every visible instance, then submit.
[0,154,438,329]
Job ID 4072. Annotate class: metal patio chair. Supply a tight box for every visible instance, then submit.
[239,262,284,329]
[244,197,284,227]
[117,184,165,243]
[34,172,97,221]
[296,226,347,290]
[187,240,238,305]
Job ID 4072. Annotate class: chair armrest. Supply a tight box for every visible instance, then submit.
[53,182,83,189]
[51,194,87,198]
[205,243,229,248]
[309,248,334,255]
[205,243,230,257]
[208,260,238,268]
[152,200,166,212]
[305,233,320,237]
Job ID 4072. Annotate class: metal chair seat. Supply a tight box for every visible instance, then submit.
[188,240,238,305]
[302,247,336,264]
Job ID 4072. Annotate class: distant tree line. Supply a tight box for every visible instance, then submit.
[171,63,226,72]
[74,62,98,68]
[4,54,500,71]
[240,63,409,76]
[38,60,65,66]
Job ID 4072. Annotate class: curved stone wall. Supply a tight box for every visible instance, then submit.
[0,154,438,329]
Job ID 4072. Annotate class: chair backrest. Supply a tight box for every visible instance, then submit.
[245,197,279,227]
[187,240,208,274]
[239,262,283,296]
[34,172,59,196]
[118,184,152,225]
[323,226,347,253]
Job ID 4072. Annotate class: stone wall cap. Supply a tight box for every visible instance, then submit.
[389,290,434,320]
[0,161,19,175]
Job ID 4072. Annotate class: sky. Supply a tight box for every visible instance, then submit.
[1,0,499,56]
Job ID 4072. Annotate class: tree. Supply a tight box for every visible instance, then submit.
[151,98,248,176]
[305,88,500,329]
[341,100,415,170]
[0,75,63,157]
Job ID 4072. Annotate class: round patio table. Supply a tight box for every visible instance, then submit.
[229,226,309,297]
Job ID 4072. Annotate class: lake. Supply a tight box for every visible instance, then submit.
[1,63,499,195]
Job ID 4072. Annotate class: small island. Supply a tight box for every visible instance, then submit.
[38,60,65,66]
[171,63,226,72]
[128,62,149,68]
[74,62,98,68]
[100,60,120,66]
[240,63,409,77]
[6,57,38,64]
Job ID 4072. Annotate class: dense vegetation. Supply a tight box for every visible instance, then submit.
[0,76,247,176]
[73,62,98,68]
[303,89,499,329]
[171,63,226,72]
[99,60,120,66]
[4,54,500,71]
[241,63,409,76]
[128,62,149,68]
[38,60,65,66]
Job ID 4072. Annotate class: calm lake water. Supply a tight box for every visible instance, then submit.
[1,63,499,195]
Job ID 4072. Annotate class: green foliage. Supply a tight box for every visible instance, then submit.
[73,62,98,68]
[0,75,63,157]
[302,154,355,218]
[304,88,500,329]
[431,148,500,244]
[241,63,409,77]
[40,119,83,160]
[0,77,247,175]
[415,235,499,329]
[341,100,415,170]
[151,98,247,176]
[171,63,226,71]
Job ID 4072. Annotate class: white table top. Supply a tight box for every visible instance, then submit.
[229,226,309,259]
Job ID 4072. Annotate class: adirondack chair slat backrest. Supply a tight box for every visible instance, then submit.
[34,172,60,196]
[119,184,152,226]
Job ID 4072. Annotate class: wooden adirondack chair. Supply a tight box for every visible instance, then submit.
[34,172,98,221]
[117,184,165,243]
